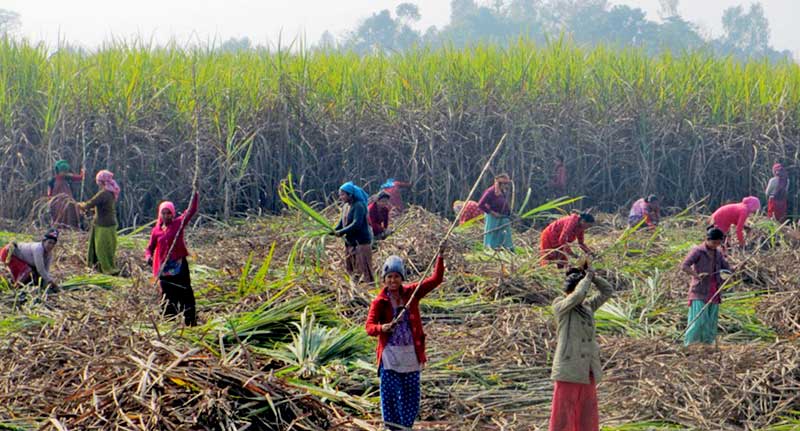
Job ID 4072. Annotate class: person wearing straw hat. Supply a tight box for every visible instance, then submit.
[709,196,761,248]
[145,191,200,326]
[549,264,614,431]
[680,227,731,346]
[628,194,661,227]
[452,199,482,225]
[540,212,595,268]
[78,170,120,275]
[336,181,374,284]
[48,160,84,229]
[365,251,446,431]
[477,173,514,250]
[766,163,789,221]
[0,228,60,290]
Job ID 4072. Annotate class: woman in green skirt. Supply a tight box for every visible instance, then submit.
[79,170,120,275]
[680,227,730,346]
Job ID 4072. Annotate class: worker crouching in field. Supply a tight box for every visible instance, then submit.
[78,170,120,275]
[366,251,445,431]
[766,163,789,221]
[540,213,595,268]
[369,192,393,242]
[336,182,374,284]
[549,265,613,431]
[0,229,60,290]
[680,227,731,346]
[709,196,760,248]
[478,174,514,250]
[145,191,199,326]
[453,199,482,225]
[628,194,660,227]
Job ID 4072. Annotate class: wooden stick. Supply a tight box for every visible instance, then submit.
[392,133,508,323]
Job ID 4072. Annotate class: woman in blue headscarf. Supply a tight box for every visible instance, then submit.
[336,181,374,284]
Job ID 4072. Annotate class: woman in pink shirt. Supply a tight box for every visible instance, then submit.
[709,196,760,247]
[146,191,200,326]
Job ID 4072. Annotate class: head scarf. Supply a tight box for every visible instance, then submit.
[95,170,121,199]
[43,228,59,243]
[54,160,71,174]
[773,163,787,178]
[742,196,761,214]
[339,182,369,203]
[381,178,396,189]
[453,200,465,212]
[157,201,176,227]
[381,255,406,280]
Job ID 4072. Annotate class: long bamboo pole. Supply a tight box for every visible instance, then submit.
[152,61,202,290]
[392,133,508,324]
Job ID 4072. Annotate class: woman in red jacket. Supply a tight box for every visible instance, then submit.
[365,250,445,430]
[540,212,595,268]
[145,191,199,326]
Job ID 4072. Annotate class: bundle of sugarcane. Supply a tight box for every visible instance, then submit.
[59,274,121,290]
[278,173,336,236]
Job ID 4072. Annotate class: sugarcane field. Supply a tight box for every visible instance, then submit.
[2,2,800,429]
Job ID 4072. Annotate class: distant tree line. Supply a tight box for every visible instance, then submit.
[1,2,791,62]
[322,0,792,62]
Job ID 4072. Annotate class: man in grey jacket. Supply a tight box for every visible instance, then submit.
[548,266,613,431]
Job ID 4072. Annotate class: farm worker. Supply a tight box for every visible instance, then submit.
[0,228,60,289]
[709,196,760,247]
[548,265,613,431]
[540,213,595,268]
[78,170,120,275]
[145,191,200,326]
[680,227,731,346]
[628,194,661,227]
[380,178,411,214]
[369,192,393,241]
[766,163,789,221]
[47,160,84,229]
[335,182,374,284]
[477,174,514,250]
[365,250,446,431]
[452,199,482,225]
[549,155,567,196]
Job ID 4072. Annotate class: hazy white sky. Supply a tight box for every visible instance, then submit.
[3,0,798,55]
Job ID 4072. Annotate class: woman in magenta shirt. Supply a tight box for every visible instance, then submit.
[709,196,760,247]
